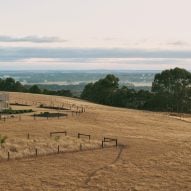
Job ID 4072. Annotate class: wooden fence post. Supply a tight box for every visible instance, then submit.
[7,152,10,160]
[35,148,38,157]
[58,145,60,154]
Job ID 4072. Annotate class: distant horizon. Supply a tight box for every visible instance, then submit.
[1,67,191,72]
[0,69,164,73]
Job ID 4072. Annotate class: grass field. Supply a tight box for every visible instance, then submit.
[0,92,191,190]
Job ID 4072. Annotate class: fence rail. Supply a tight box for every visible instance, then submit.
[78,133,91,140]
[50,131,67,137]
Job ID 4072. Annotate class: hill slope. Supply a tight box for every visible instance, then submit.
[0,92,191,190]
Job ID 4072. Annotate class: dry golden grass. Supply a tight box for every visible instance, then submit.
[0,135,100,160]
[0,92,191,190]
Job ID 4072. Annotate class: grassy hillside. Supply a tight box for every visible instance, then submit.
[0,92,191,190]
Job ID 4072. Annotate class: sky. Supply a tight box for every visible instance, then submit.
[0,0,191,70]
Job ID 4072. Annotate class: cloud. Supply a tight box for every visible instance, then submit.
[0,47,191,62]
[166,41,189,46]
[0,35,66,43]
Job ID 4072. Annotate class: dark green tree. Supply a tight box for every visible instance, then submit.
[29,85,42,94]
[0,77,27,92]
[81,74,119,104]
[110,86,136,107]
[151,68,191,112]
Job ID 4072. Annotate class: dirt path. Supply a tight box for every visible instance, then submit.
[84,145,125,187]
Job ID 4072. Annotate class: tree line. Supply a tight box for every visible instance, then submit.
[1,67,191,113]
[0,78,72,97]
[81,68,191,113]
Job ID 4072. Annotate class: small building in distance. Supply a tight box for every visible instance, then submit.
[0,92,9,112]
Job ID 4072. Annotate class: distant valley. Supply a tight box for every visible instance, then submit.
[0,70,157,96]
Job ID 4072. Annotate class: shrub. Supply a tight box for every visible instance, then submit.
[0,135,7,148]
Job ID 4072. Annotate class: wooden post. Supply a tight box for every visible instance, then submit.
[78,133,80,138]
[35,148,38,157]
[101,141,104,148]
[7,152,10,160]
[27,133,30,139]
[57,145,60,154]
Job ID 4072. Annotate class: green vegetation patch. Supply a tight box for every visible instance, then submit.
[81,68,191,113]
[0,135,7,148]
[34,112,67,118]
[0,109,33,114]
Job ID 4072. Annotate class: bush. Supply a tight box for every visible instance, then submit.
[0,109,33,114]
[0,135,7,148]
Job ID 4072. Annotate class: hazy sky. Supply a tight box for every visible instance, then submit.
[0,0,191,70]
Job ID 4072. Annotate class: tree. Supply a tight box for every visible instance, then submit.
[56,89,72,97]
[110,86,136,107]
[151,68,191,112]
[81,74,152,109]
[81,69,191,113]
[0,77,27,92]
[81,83,94,100]
[0,77,73,97]
[29,85,42,94]
[81,74,119,104]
